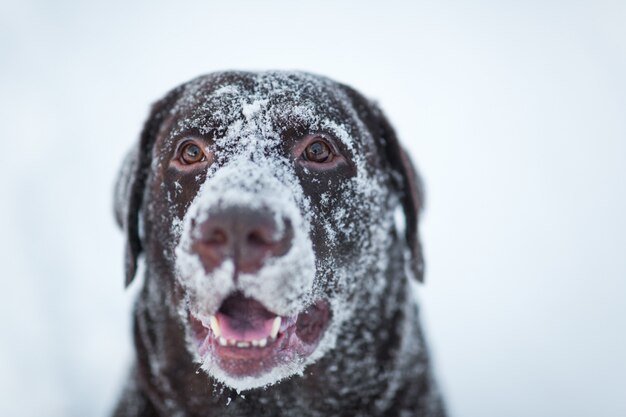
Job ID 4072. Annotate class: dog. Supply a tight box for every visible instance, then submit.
[112,71,446,416]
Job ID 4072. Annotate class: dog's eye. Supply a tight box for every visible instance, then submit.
[303,141,333,163]
[180,143,206,165]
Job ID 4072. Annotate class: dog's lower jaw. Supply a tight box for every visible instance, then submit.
[121,266,446,417]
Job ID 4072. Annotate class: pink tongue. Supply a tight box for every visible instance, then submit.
[216,313,275,341]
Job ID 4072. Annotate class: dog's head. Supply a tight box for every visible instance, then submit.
[115,71,424,391]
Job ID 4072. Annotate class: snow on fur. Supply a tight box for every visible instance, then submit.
[164,71,403,392]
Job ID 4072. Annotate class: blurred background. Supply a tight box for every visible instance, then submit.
[1,0,625,416]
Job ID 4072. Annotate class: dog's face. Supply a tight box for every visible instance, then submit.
[115,71,424,392]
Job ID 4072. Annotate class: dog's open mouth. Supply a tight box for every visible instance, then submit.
[189,292,331,378]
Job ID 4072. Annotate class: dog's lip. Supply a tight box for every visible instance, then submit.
[188,296,331,377]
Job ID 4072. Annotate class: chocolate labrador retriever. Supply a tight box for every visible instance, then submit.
[112,71,445,416]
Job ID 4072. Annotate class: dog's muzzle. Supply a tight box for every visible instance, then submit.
[173,159,331,387]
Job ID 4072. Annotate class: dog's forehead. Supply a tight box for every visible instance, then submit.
[163,71,369,151]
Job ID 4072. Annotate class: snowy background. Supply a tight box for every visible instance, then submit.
[1,0,625,416]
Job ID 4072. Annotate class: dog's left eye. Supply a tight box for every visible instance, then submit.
[179,142,207,165]
[303,140,333,163]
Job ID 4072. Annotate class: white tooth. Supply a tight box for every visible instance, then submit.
[236,341,250,348]
[251,340,259,347]
[209,316,221,337]
[271,317,281,339]
[219,336,227,346]
[228,339,236,346]
[258,338,267,348]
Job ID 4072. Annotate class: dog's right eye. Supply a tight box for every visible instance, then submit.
[304,141,332,163]
[179,142,207,165]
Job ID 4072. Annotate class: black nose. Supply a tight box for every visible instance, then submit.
[191,206,293,275]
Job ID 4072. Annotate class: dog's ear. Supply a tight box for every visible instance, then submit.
[113,88,182,287]
[341,86,425,282]
[113,142,142,288]
[377,111,425,282]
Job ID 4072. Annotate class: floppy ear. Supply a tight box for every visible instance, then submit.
[113,88,182,287]
[340,86,426,282]
[376,110,426,282]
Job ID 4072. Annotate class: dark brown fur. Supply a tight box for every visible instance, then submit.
[113,71,445,417]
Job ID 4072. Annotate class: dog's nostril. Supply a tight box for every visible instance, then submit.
[206,229,228,245]
[247,230,271,246]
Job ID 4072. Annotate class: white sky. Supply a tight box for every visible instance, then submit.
[1,1,625,416]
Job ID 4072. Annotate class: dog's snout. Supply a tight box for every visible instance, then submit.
[193,207,293,275]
